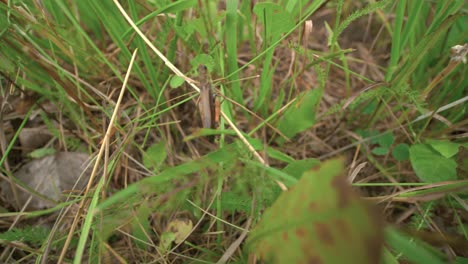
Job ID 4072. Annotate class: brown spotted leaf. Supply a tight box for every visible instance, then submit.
[246,158,383,264]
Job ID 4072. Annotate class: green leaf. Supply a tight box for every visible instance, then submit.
[282,158,320,179]
[220,191,253,213]
[183,12,225,38]
[191,54,215,72]
[159,232,176,253]
[356,129,379,144]
[377,132,394,148]
[266,147,295,163]
[253,3,295,40]
[28,148,56,159]
[277,89,320,139]
[131,201,152,249]
[392,143,409,161]
[455,257,468,264]
[409,144,457,183]
[170,75,185,88]
[246,158,384,264]
[372,146,389,156]
[143,141,167,170]
[246,137,263,150]
[426,139,460,158]
[0,226,50,246]
[183,17,206,37]
[362,100,378,115]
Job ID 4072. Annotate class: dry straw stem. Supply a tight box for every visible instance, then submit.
[112,0,287,191]
[58,49,139,264]
[216,217,252,264]
[368,180,468,204]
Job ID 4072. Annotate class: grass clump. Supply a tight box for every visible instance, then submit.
[0,0,467,263]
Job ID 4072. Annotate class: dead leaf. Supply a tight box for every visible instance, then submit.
[168,218,193,244]
[159,218,193,253]
[1,152,92,210]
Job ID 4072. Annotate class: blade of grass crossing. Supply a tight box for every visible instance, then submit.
[337,42,352,96]
[390,14,461,88]
[285,0,298,13]
[128,1,160,99]
[163,12,184,81]
[96,144,239,212]
[121,0,197,38]
[52,0,135,86]
[223,2,324,81]
[332,0,344,46]
[427,1,464,34]
[329,0,392,83]
[400,1,424,55]
[382,247,399,264]
[225,0,242,104]
[0,108,32,209]
[254,53,274,115]
[335,0,393,44]
[239,1,257,58]
[253,6,274,114]
[385,228,446,264]
[71,49,138,264]
[78,0,154,94]
[40,1,69,28]
[215,19,229,245]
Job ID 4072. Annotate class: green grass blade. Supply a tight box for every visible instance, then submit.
[387,0,406,78]
[225,0,242,104]
[385,228,446,264]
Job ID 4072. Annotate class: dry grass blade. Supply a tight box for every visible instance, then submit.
[216,217,252,264]
[112,0,199,92]
[214,89,292,142]
[302,20,313,47]
[368,180,468,204]
[58,49,139,263]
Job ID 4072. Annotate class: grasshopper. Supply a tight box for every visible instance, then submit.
[197,65,217,129]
